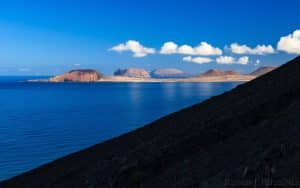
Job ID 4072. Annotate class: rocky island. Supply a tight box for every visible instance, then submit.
[186,69,255,82]
[45,66,276,83]
[114,68,150,78]
[3,56,300,188]
[197,69,240,77]
[50,69,103,82]
[150,68,189,78]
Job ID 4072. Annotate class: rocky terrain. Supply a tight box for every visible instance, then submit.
[114,68,150,78]
[198,69,240,77]
[50,69,103,82]
[47,68,273,83]
[150,68,189,78]
[187,69,254,82]
[3,56,300,187]
[250,66,277,76]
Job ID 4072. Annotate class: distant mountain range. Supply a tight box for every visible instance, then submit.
[45,66,276,82]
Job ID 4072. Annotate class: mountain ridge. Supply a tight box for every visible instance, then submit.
[114,68,150,78]
[49,69,103,82]
[150,68,189,78]
[197,69,240,77]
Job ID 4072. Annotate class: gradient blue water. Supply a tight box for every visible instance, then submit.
[0,76,242,181]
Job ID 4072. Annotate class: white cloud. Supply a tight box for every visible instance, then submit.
[277,30,300,54]
[182,56,192,61]
[216,56,235,64]
[160,41,222,56]
[183,56,213,64]
[160,41,178,54]
[110,40,155,57]
[215,56,249,65]
[230,43,275,55]
[254,59,260,66]
[237,56,249,65]
[194,42,222,56]
[178,45,195,55]
[254,45,275,54]
[73,63,81,66]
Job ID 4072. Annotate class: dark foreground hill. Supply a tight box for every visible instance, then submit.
[2,57,300,187]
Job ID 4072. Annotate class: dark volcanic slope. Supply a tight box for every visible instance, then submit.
[2,57,300,188]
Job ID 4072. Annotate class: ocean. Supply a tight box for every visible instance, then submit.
[0,76,242,181]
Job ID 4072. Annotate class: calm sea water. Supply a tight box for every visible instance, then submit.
[0,76,242,181]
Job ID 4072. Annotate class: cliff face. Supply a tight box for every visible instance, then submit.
[250,66,277,76]
[151,68,188,78]
[49,69,103,82]
[114,68,150,78]
[2,57,300,188]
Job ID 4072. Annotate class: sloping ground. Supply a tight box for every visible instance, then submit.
[198,69,240,77]
[2,57,300,188]
[50,69,103,82]
[150,68,189,78]
[113,68,150,78]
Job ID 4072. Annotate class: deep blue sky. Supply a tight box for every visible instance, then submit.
[0,0,299,75]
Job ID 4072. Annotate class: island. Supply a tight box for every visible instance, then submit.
[150,68,189,78]
[49,69,103,82]
[114,68,150,78]
[42,66,276,83]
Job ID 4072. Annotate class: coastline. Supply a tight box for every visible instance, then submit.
[29,75,256,83]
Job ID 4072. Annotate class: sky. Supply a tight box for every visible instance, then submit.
[0,0,299,75]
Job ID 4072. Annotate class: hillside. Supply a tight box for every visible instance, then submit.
[198,69,240,77]
[49,69,103,82]
[2,56,300,188]
[150,68,189,78]
[113,68,150,78]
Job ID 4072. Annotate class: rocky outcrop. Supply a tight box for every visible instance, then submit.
[49,69,103,82]
[113,68,150,78]
[151,68,188,78]
[3,57,300,188]
[250,66,277,76]
[198,69,240,77]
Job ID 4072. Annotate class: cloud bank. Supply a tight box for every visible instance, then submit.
[183,56,213,64]
[230,43,275,55]
[110,40,155,57]
[160,42,222,56]
[216,56,249,65]
[277,30,300,54]
[109,30,299,65]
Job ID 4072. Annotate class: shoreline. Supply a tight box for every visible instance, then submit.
[29,75,256,83]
